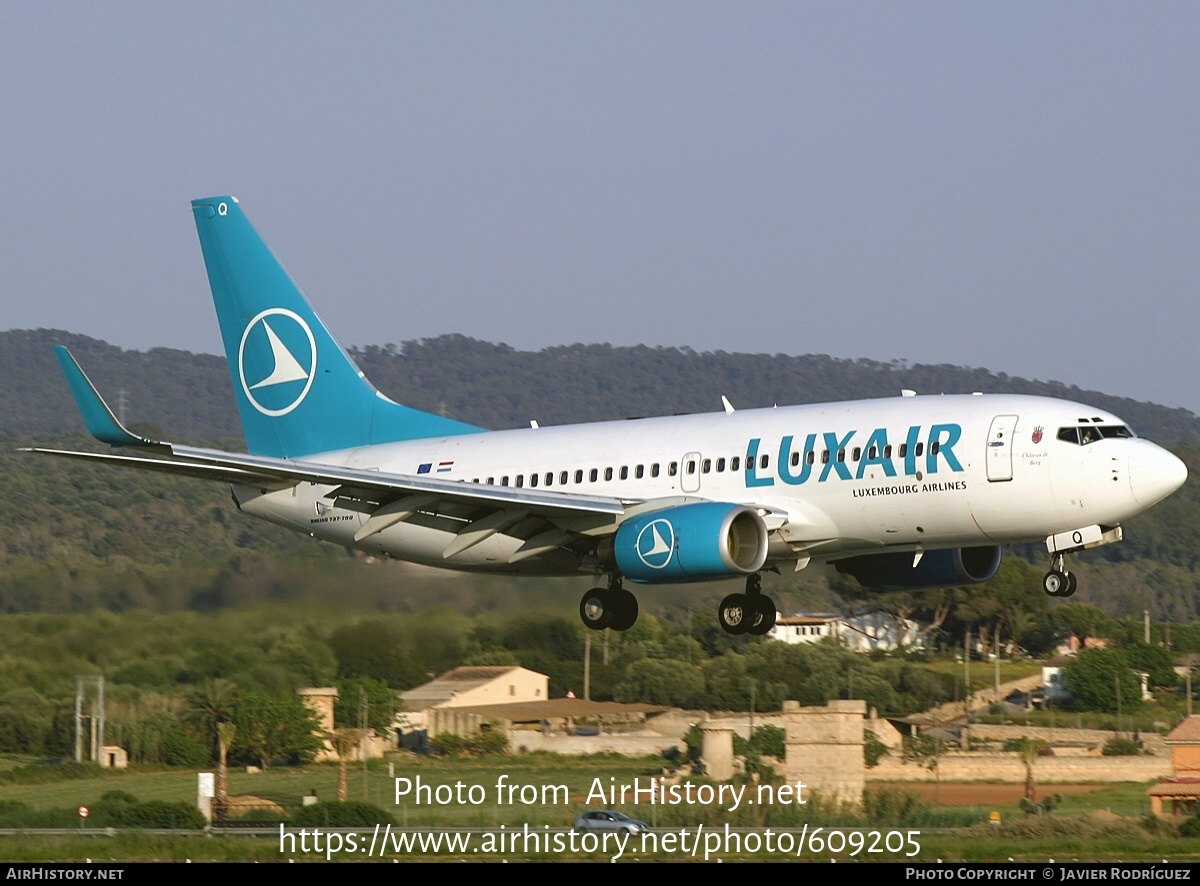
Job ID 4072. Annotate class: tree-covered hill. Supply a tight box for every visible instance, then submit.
[3,329,1200,621]
[3,329,1198,443]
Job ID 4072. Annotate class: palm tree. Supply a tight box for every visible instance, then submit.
[1019,738,1049,802]
[183,679,237,818]
[331,728,364,802]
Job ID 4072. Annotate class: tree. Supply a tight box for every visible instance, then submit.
[1123,641,1177,689]
[334,676,402,733]
[1014,738,1049,801]
[615,659,704,707]
[1051,603,1115,644]
[327,621,421,688]
[231,691,323,770]
[1063,648,1142,714]
[330,728,362,802]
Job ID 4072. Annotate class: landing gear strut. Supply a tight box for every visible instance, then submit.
[579,574,639,632]
[717,574,777,636]
[1042,554,1078,598]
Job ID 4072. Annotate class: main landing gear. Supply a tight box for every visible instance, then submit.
[1042,553,1078,598]
[579,575,639,632]
[717,574,777,636]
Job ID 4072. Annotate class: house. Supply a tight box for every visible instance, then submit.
[1042,657,1072,703]
[399,666,550,739]
[1148,716,1200,817]
[769,612,925,652]
[401,666,548,712]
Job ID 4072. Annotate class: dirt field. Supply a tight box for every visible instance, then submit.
[872,782,1111,806]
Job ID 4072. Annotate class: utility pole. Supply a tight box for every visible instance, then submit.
[74,676,104,764]
[360,690,369,802]
[962,630,971,751]
[1115,676,1123,739]
[583,633,592,702]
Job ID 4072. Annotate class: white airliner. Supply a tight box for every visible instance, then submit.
[28,197,1189,636]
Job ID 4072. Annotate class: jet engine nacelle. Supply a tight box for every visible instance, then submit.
[604,502,769,583]
[834,545,1002,591]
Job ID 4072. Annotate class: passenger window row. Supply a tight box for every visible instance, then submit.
[464,438,942,487]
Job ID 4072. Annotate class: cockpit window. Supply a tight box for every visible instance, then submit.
[1057,424,1134,445]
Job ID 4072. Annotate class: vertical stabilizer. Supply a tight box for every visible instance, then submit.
[191,197,482,458]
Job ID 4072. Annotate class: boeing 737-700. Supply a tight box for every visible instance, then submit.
[26,196,1189,636]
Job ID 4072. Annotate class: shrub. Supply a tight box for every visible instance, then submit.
[748,725,785,759]
[429,728,509,757]
[1179,813,1200,838]
[90,791,205,829]
[428,732,468,757]
[293,801,395,827]
[862,787,929,825]
[113,800,206,829]
[864,730,889,768]
[1101,736,1142,756]
[0,761,103,786]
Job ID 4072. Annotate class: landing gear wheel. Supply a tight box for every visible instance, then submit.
[746,595,777,636]
[1042,570,1078,597]
[607,589,639,632]
[1042,571,1066,596]
[579,588,612,630]
[718,593,751,635]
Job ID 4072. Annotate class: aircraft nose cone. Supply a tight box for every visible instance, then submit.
[1128,441,1188,506]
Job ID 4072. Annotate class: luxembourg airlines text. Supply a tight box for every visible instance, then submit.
[852,480,968,498]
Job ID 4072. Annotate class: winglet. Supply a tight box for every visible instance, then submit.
[54,346,158,447]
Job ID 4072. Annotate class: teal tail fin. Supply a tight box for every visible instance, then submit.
[191,197,482,458]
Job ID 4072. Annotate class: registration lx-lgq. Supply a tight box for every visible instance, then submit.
[28,197,1189,636]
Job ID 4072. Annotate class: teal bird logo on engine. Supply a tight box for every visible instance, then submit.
[636,519,675,569]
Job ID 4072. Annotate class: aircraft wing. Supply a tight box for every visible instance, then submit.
[25,348,630,556]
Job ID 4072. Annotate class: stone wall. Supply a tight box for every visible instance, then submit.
[966,724,1168,756]
[509,731,686,757]
[869,752,1169,783]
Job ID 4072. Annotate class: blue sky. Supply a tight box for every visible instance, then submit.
[3,3,1198,414]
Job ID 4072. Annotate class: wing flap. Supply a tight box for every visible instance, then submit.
[20,447,287,486]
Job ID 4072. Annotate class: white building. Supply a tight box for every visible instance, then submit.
[769,612,925,652]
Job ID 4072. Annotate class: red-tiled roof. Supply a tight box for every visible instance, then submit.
[1166,716,1200,743]
[1147,778,1200,797]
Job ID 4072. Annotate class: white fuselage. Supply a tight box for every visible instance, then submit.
[232,392,1185,577]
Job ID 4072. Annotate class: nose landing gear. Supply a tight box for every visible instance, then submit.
[1042,554,1078,597]
[717,574,777,635]
[579,574,639,632]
